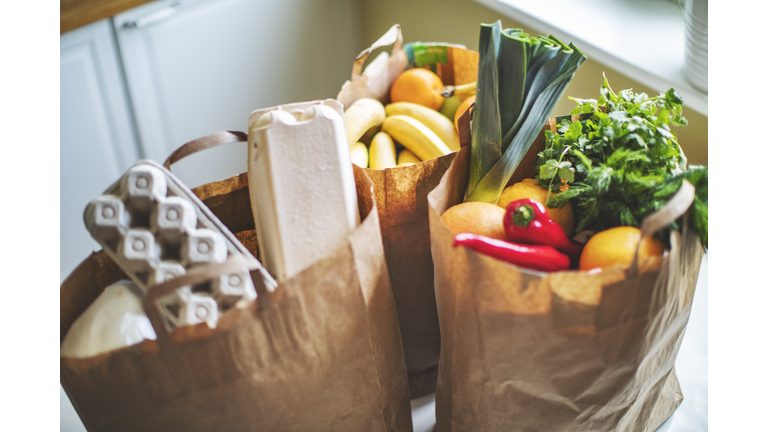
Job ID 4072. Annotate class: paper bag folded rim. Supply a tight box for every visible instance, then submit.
[60,165,413,432]
[337,24,480,398]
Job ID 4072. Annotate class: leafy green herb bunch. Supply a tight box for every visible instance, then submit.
[536,76,707,248]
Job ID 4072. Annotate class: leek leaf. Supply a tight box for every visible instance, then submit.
[501,47,573,150]
[467,22,503,198]
[497,29,528,153]
[465,21,586,204]
[467,49,586,203]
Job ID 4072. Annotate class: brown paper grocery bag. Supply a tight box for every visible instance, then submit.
[60,151,412,432]
[337,24,479,398]
[427,145,705,432]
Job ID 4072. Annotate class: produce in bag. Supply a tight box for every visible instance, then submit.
[369,131,397,169]
[439,21,587,272]
[60,280,156,358]
[337,24,479,397]
[464,22,587,204]
[452,232,570,272]
[428,20,707,431]
[502,198,583,257]
[535,77,708,251]
[429,146,704,430]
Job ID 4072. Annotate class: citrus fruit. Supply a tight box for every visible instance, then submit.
[579,226,666,272]
[454,95,475,132]
[390,68,444,111]
[497,178,575,237]
[440,202,506,241]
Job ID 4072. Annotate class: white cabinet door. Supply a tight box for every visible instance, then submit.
[113,0,363,188]
[61,18,142,432]
[60,19,141,282]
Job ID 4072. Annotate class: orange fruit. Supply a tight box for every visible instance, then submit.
[453,95,475,132]
[390,68,445,111]
[440,202,506,241]
[579,226,666,272]
[497,178,575,237]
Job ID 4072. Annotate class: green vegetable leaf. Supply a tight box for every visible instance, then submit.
[558,161,575,183]
[665,88,684,105]
[532,78,706,248]
[467,22,503,198]
[464,22,587,204]
[563,121,583,142]
[539,159,560,179]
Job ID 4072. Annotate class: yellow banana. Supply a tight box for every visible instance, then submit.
[385,102,460,151]
[349,142,369,168]
[344,98,386,149]
[441,81,476,97]
[369,132,397,170]
[454,82,476,96]
[381,115,451,161]
[359,125,380,145]
[397,149,421,165]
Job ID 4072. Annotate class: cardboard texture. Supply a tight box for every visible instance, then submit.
[246,100,360,283]
[60,165,413,432]
[337,24,479,398]
[82,159,265,329]
[427,146,705,431]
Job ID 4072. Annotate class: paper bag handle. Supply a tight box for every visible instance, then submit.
[351,24,404,80]
[141,255,270,349]
[627,179,695,278]
[160,130,277,293]
[137,255,268,395]
[162,131,248,171]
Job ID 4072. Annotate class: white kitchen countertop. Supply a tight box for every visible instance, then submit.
[61,255,708,431]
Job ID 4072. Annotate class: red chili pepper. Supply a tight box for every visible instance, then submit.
[452,232,570,272]
[503,198,583,257]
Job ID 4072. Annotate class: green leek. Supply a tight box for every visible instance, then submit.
[465,21,586,204]
[467,22,502,198]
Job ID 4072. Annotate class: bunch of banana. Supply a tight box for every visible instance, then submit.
[440,81,476,98]
[344,97,462,170]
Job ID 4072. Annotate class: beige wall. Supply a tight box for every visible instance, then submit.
[360,0,707,165]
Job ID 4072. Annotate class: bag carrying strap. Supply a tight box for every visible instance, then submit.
[351,24,403,80]
[138,255,269,395]
[147,132,276,394]
[141,255,271,349]
[162,131,248,171]
[627,179,695,278]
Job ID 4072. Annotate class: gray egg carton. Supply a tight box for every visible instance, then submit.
[84,160,276,329]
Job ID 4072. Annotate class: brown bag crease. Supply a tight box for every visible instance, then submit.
[428,145,704,432]
[60,166,412,432]
[338,25,479,396]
